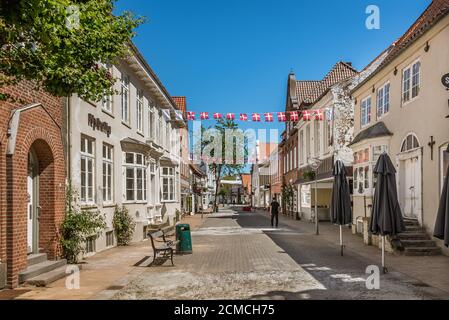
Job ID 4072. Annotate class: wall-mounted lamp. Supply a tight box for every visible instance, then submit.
[424,41,430,52]
[372,85,376,93]
[394,67,398,76]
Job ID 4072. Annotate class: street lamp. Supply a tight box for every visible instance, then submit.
[308,157,322,235]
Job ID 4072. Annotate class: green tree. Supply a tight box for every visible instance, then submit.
[0,0,143,101]
[196,119,247,212]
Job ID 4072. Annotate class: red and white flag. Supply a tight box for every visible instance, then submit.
[277,112,286,122]
[226,113,235,120]
[289,111,299,122]
[240,113,248,121]
[200,112,209,120]
[213,113,222,120]
[187,111,195,121]
[315,109,324,121]
[264,113,273,122]
[303,110,312,121]
[252,113,261,122]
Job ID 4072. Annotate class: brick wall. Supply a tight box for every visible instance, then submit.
[0,80,66,288]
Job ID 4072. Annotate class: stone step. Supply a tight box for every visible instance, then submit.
[18,259,67,283]
[403,247,442,256]
[401,240,437,248]
[403,219,420,227]
[405,225,423,232]
[397,233,431,240]
[26,264,82,287]
[27,253,48,267]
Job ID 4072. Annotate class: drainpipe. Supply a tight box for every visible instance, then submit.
[66,96,72,187]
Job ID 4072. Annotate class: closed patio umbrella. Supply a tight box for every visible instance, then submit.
[434,145,449,247]
[370,153,406,274]
[330,160,352,256]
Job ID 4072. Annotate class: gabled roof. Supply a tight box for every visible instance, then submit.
[349,122,393,146]
[302,62,358,105]
[353,0,449,91]
[295,81,321,105]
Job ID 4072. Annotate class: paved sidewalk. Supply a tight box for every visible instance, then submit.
[0,214,205,300]
[256,209,449,295]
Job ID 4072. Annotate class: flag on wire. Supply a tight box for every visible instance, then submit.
[240,113,248,121]
[213,113,222,120]
[252,113,261,122]
[187,111,195,121]
[200,112,209,120]
[289,111,299,122]
[277,112,286,122]
[265,113,273,122]
[226,113,235,120]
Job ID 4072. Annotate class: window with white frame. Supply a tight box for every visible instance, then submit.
[314,121,321,156]
[361,97,371,127]
[148,107,155,141]
[124,152,147,202]
[158,112,163,146]
[101,63,113,113]
[293,147,297,169]
[149,161,157,205]
[306,125,311,160]
[80,135,95,204]
[377,82,390,119]
[299,130,304,165]
[402,60,421,103]
[136,89,144,133]
[121,74,130,124]
[161,167,175,202]
[354,145,388,195]
[102,144,113,204]
[166,121,171,150]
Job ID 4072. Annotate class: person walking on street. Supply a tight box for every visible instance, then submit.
[270,197,281,228]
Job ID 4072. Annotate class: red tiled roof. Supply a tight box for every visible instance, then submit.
[172,96,187,116]
[295,81,320,105]
[303,62,357,104]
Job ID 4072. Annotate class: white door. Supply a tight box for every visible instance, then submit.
[403,156,421,219]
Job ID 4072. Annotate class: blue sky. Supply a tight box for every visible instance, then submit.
[114,0,431,141]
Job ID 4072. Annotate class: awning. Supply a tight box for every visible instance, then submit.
[349,122,393,146]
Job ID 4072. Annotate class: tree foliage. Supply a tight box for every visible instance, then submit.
[60,186,106,264]
[113,205,135,246]
[0,0,143,101]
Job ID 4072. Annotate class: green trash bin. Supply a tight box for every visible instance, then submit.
[176,224,192,254]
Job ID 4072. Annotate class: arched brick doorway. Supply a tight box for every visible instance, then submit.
[27,139,58,258]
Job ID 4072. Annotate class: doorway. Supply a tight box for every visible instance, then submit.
[398,134,422,222]
[27,148,39,254]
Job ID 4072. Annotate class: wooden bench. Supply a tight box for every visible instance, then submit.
[148,229,179,266]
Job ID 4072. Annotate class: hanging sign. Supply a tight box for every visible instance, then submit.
[442,73,449,89]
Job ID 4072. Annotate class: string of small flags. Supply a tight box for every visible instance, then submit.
[184,108,333,122]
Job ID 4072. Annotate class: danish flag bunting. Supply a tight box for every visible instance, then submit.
[240,113,248,121]
[252,113,261,122]
[264,113,273,122]
[226,113,235,120]
[289,111,299,122]
[277,112,286,122]
[200,112,209,120]
[303,110,313,121]
[213,113,222,120]
[315,109,324,121]
[187,111,196,121]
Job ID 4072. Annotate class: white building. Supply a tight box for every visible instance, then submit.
[67,44,184,255]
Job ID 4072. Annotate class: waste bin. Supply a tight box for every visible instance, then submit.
[176,224,192,254]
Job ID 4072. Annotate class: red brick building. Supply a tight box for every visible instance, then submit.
[0,81,66,288]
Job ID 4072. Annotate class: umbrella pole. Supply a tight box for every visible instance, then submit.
[340,225,343,256]
[382,236,388,274]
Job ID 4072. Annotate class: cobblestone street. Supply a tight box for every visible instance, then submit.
[110,208,449,300]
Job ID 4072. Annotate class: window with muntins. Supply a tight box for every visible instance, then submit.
[121,74,130,123]
[124,152,147,202]
[377,83,390,118]
[136,89,144,133]
[102,144,113,204]
[81,136,95,204]
[361,97,371,127]
[402,61,420,103]
[161,167,175,202]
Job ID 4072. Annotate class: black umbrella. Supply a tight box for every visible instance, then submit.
[330,160,353,256]
[370,153,406,274]
[434,145,449,247]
